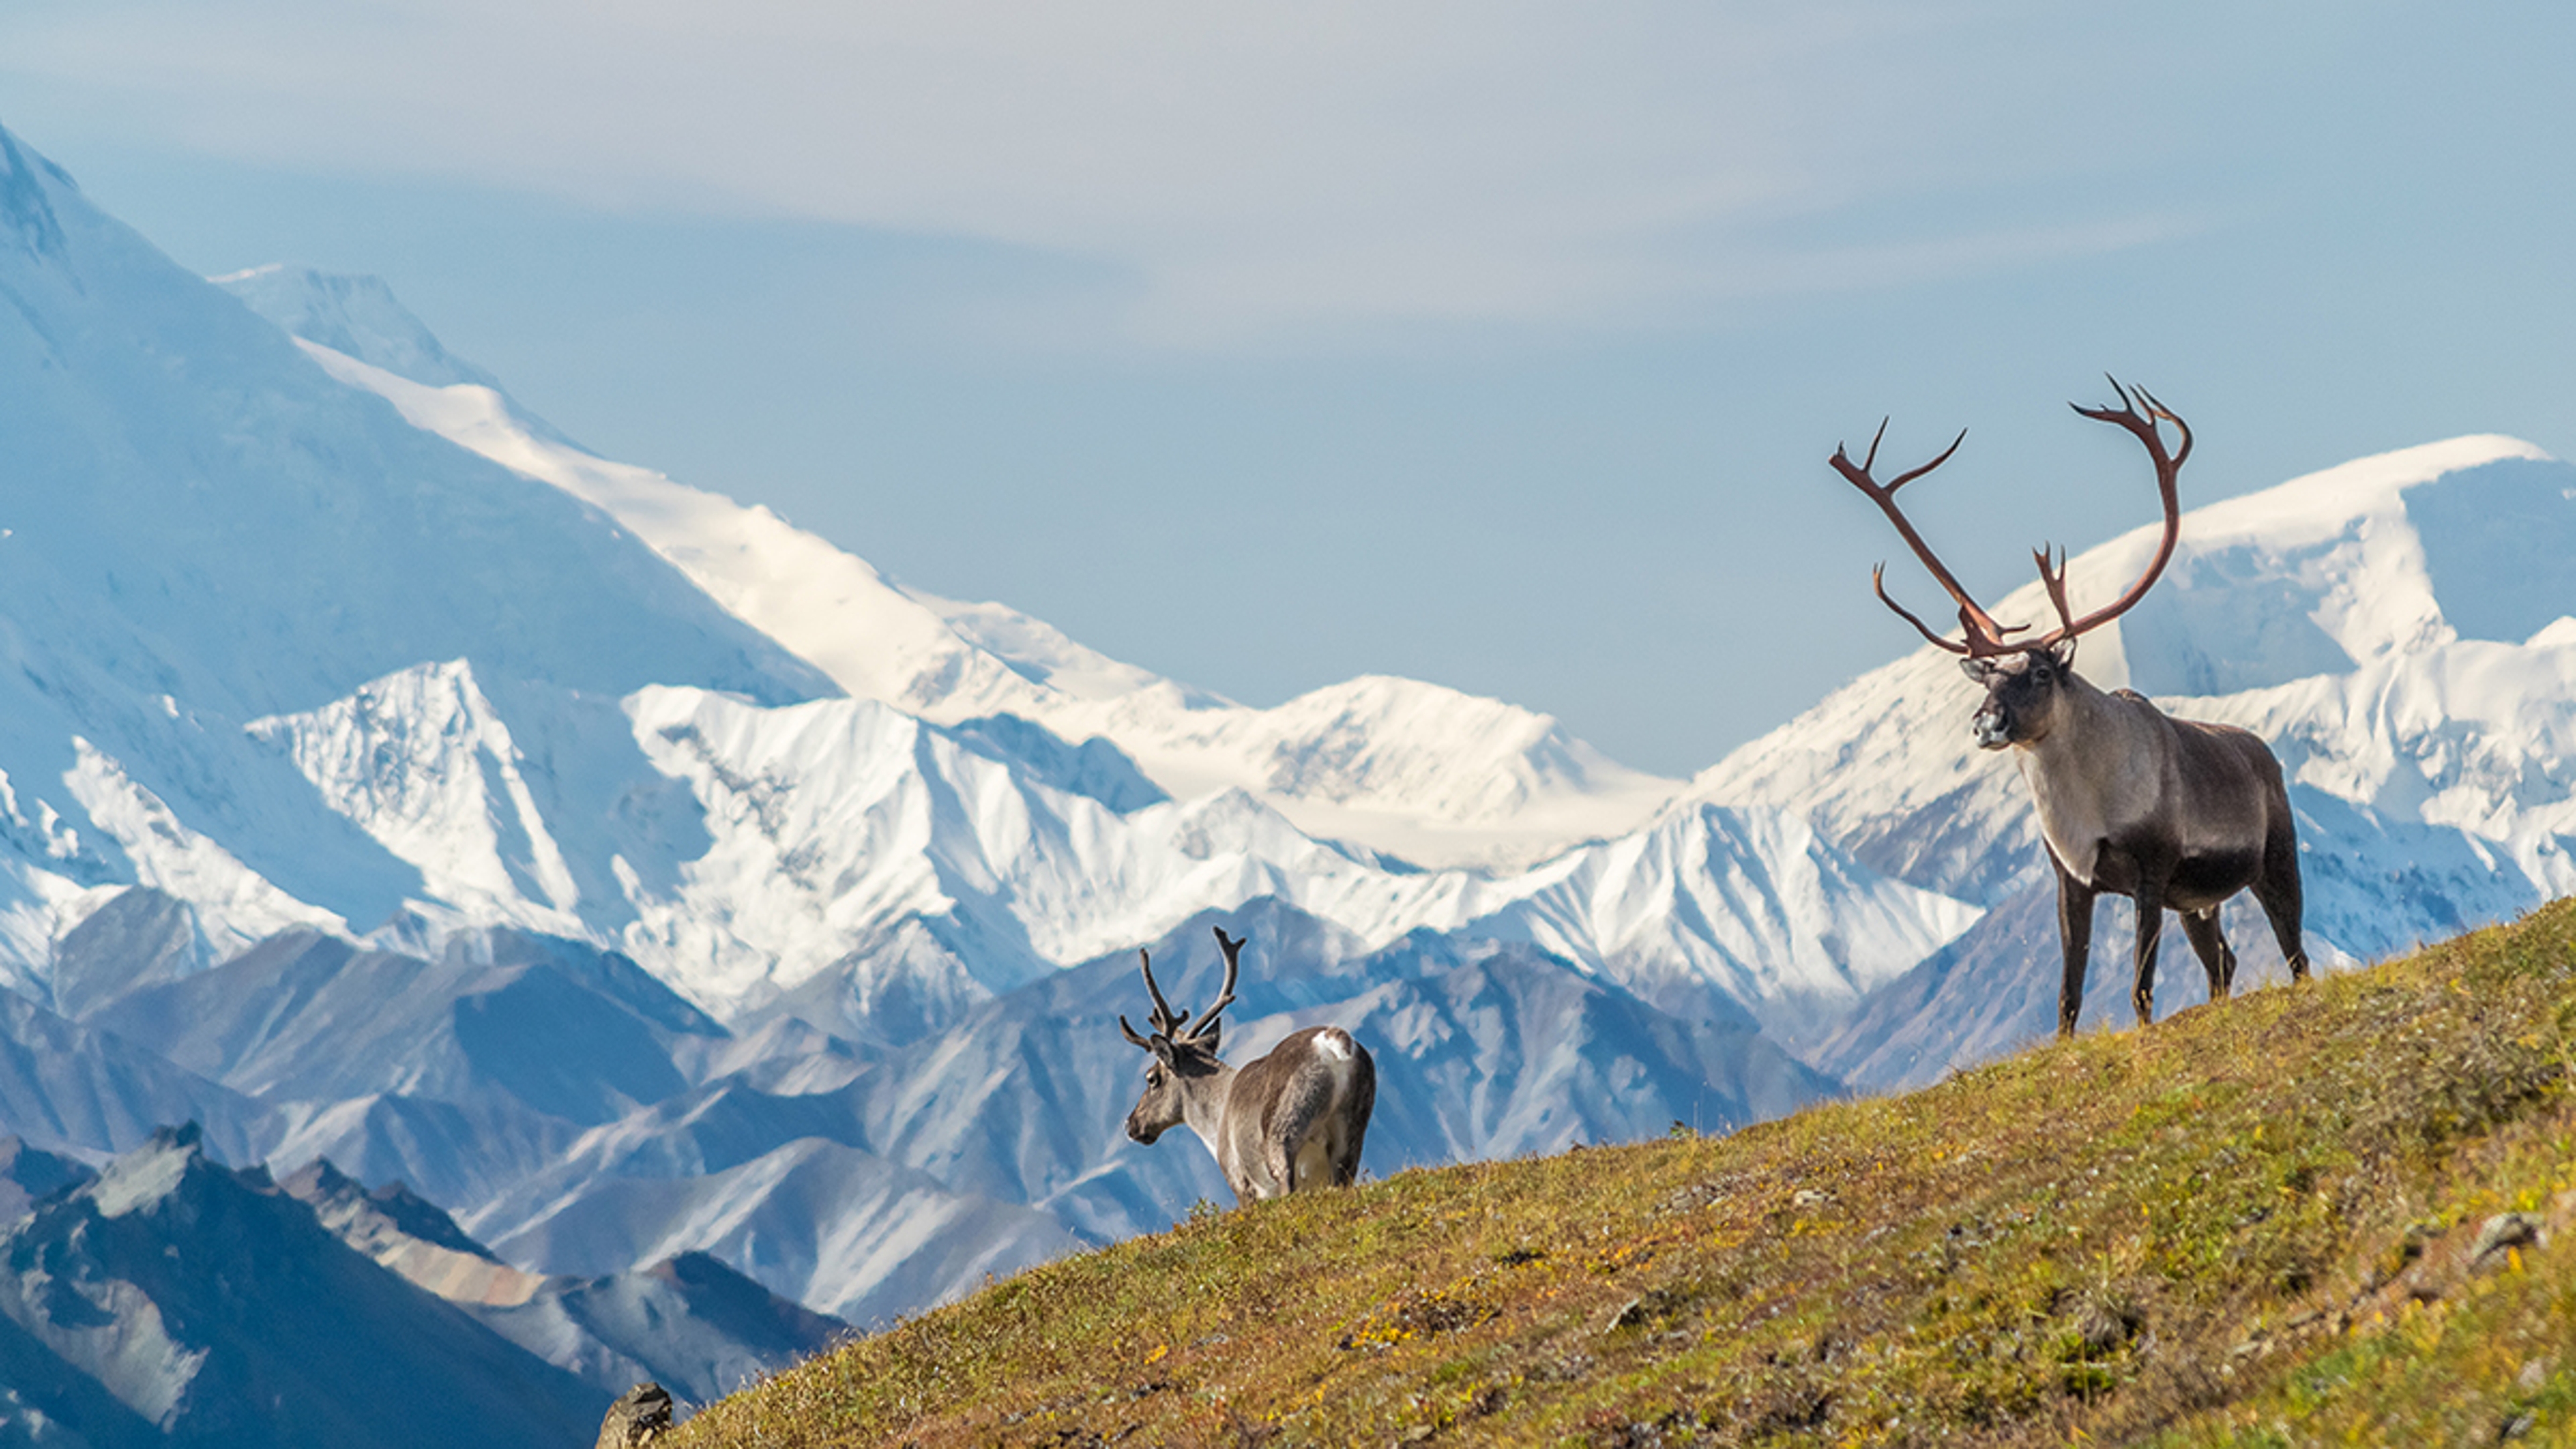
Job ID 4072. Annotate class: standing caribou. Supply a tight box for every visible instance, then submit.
[1829,380,2309,1036]
[1119,926,1376,1204]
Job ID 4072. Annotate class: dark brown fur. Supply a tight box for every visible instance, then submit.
[1969,647,2309,1035]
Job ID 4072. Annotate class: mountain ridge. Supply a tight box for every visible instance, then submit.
[258,321,1680,874]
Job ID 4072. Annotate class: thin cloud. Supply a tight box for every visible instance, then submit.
[1,0,2218,343]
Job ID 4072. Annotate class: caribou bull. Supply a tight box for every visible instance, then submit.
[1829,379,2309,1036]
[1119,926,1375,1203]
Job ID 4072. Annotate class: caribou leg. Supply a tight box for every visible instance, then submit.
[2255,829,2310,983]
[2131,883,2167,1027]
[1267,1070,1335,1196]
[2052,857,2098,1038]
[2179,906,2235,1002]
[1333,1059,1375,1186]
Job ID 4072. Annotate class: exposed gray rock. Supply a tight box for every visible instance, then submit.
[0,1140,90,1225]
[262,1089,587,1215]
[91,929,727,1127]
[44,888,197,1022]
[476,1136,1080,1330]
[594,1382,672,1448]
[472,1253,843,1405]
[282,1156,846,1403]
[280,1157,499,1262]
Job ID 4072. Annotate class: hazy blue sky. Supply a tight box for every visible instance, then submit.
[5,2,2571,775]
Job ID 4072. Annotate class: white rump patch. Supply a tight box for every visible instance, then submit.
[1315,1027,1354,1061]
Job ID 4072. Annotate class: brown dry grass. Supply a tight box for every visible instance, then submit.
[674,896,2576,1446]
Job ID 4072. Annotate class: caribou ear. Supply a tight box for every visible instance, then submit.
[1199,1019,1221,1053]
[1148,1035,1176,1067]
[1960,656,2000,684]
[2048,639,2076,671]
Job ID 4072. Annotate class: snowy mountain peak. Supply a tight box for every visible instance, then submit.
[215,264,505,392]
[1254,674,1646,814]
[0,119,853,1004]
[280,301,1681,871]
[248,659,586,937]
[2027,433,2563,698]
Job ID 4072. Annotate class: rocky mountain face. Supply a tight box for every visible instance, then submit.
[0,1129,850,1440]
[277,1160,846,1407]
[0,1126,606,1449]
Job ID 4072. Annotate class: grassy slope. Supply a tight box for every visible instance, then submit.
[677,898,2576,1447]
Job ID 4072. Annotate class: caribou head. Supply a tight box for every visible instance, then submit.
[1117,930,1238,1146]
[1117,926,1376,1204]
[1964,646,2075,750]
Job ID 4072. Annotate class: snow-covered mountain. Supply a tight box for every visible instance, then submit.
[1,107,2570,1361]
[259,331,1679,875]
[0,123,835,1001]
[211,264,508,393]
[0,110,1890,1326]
[197,660,1964,1043]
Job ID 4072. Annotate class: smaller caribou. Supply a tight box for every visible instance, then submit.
[1119,926,1375,1204]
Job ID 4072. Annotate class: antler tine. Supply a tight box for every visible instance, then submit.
[1181,927,1245,1044]
[2070,375,2190,468]
[2134,385,2193,468]
[1872,564,1970,656]
[1118,1014,1155,1050]
[2039,378,2190,647]
[1883,427,1968,493]
[1136,949,1187,1038]
[2032,545,2077,636]
[1829,424,2016,655]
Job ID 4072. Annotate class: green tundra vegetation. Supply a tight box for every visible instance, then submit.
[674,897,2576,1446]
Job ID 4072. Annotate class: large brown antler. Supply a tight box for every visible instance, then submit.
[1118,927,1248,1051]
[1118,947,1190,1050]
[1828,420,2024,657]
[2029,377,2190,647]
[1829,377,2190,657]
